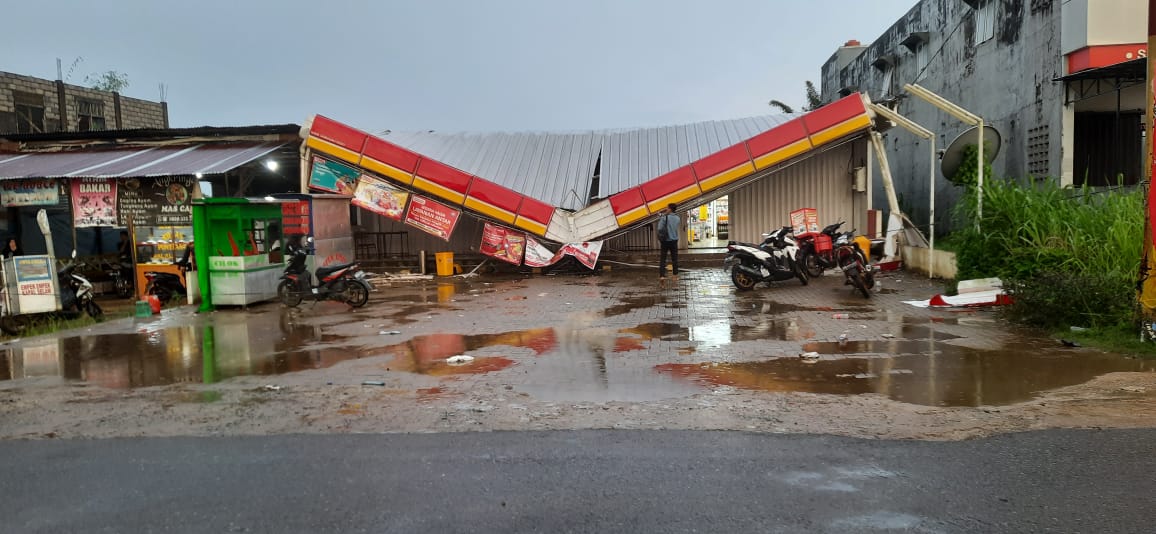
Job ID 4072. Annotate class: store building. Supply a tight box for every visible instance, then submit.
[820,0,1146,235]
[303,94,880,268]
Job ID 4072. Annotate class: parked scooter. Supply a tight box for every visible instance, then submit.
[723,226,808,291]
[279,237,371,308]
[59,256,102,319]
[795,221,846,278]
[834,232,875,298]
[144,243,193,303]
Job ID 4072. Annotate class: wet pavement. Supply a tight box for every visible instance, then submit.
[3,266,1151,409]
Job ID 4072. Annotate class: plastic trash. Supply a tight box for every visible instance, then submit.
[378,330,401,335]
[1070,326,1088,332]
[832,313,849,319]
[262,385,282,391]
[799,352,820,360]
[362,380,386,386]
[446,355,475,365]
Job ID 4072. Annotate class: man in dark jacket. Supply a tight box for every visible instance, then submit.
[657,203,680,284]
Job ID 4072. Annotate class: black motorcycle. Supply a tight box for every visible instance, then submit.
[144,244,193,303]
[722,226,808,291]
[279,238,371,308]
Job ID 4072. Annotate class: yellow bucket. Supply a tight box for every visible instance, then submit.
[853,236,871,262]
[435,252,455,276]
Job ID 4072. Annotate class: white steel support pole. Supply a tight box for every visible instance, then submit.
[976,119,984,230]
[929,137,936,279]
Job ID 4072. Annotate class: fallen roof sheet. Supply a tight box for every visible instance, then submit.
[0,142,286,179]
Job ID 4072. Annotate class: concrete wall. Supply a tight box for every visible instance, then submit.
[0,71,167,134]
[820,0,1065,235]
[1062,0,1147,54]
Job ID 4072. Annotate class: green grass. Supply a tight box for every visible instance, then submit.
[4,309,132,339]
[1061,325,1156,359]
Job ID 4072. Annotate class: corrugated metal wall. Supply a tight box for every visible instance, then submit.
[730,140,869,245]
[359,208,488,256]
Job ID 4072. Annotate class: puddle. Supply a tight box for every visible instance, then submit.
[0,312,377,389]
[656,341,1156,406]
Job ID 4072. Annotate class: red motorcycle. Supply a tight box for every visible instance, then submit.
[795,221,846,278]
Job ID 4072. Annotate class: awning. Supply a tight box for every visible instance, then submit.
[1054,57,1145,82]
[0,142,286,179]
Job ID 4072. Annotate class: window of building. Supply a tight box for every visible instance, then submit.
[881,67,894,98]
[915,41,929,73]
[974,0,996,45]
[77,98,106,131]
[13,91,45,134]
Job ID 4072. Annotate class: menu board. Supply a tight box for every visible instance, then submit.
[118,176,194,227]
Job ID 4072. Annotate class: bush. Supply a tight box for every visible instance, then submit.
[948,177,1143,328]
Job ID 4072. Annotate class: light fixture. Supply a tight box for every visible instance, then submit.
[194,172,203,179]
[263,196,275,202]
[265,160,279,171]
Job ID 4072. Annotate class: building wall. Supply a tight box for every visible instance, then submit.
[0,71,167,134]
[1062,0,1147,54]
[820,0,1065,234]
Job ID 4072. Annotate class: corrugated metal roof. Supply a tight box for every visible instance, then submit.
[380,115,794,211]
[0,142,285,179]
[382,131,601,211]
[600,115,793,197]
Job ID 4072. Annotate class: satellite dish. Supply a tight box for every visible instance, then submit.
[940,125,1001,180]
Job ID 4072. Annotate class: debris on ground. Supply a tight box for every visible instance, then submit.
[447,355,475,365]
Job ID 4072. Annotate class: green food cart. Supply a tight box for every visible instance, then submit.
[192,198,287,311]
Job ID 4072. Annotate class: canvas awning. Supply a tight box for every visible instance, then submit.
[0,142,286,179]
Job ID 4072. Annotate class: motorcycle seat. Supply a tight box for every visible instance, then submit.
[316,262,355,279]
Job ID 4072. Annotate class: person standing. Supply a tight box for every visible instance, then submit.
[657,203,681,284]
[2,238,21,259]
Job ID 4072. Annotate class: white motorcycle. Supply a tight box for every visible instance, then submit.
[723,226,809,291]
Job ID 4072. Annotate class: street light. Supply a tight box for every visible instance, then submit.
[904,83,985,228]
[870,103,938,278]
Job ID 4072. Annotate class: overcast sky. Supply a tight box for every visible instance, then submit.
[2,0,914,133]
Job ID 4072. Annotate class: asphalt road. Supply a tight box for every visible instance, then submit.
[2,429,1152,533]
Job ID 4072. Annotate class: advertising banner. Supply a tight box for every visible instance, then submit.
[352,173,409,221]
[117,176,194,227]
[522,238,603,269]
[281,200,311,236]
[1,179,58,207]
[308,157,358,195]
[404,195,461,241]
[558,241,603,269]
[71,178,117,227]
[524,237,557,268]
[479,223,526,265]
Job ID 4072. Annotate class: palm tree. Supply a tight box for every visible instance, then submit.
[768,81,824,114]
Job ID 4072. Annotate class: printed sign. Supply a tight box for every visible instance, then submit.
[1,179,59,207]
[13,256,53,296]
[789,207,819,236]
[282,200,311,235]
[117,176,194,227]
[353,174,409,221]
[479,223,526,266]
[308,157,358,195]
[404,195,461,241]
[524,237,557,268]
[71,178,117,227]
[521,238,603,270]
[558,241,603,269]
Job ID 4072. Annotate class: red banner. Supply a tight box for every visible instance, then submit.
[479,223,526,265]
[353,173,409,221]
[71,178,117,227]
[404,195,461,241]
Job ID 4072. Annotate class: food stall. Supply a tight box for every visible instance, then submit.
[192,198,287,311]
[116,176,198,299]
[270,193,354,276]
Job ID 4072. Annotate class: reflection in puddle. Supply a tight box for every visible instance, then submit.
[657,341,1156,406]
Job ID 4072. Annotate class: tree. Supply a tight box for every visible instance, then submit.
[86,70,129,93]
[767,100,794,114]
[768,80,824,114]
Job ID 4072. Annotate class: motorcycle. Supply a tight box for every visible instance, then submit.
[723,226,808,291]
[834,233,875,298]
[795,221,846,278]
[279,238,371,308]
[144,244,193,303]
[59,259,102,319]
[109,258,134,298]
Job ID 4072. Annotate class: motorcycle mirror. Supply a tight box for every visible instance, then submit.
[307,236,315,244]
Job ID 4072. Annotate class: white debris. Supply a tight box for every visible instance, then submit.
[446,355,475,365]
